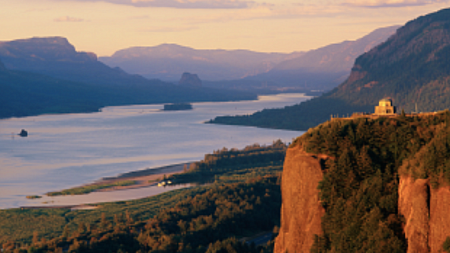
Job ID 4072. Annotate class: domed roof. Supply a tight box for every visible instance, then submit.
[379,98,392,102]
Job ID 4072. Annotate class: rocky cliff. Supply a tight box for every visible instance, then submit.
[275,112,450,253]
[274,145,326,253]
[399,176,450,253]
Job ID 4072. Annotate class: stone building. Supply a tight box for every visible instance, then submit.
[374,98,396,115]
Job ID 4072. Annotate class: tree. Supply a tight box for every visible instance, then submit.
[78,222,86,234]
[62,225,70,239]
[443,236,450,252]
[32,231,39,246]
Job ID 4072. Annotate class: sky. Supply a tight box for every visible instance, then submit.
[0,0,449,56]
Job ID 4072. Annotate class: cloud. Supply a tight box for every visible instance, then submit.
[170,3,343,25]
[64,0,253,9]
[343,0,448,7]
[54,16,85,22]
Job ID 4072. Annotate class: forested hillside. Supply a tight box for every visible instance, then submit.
[0,142,286,253]
[210,8,450,131]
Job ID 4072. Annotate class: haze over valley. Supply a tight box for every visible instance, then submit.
[100,26,399,93]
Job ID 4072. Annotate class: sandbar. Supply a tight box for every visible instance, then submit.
[22,162,193,209]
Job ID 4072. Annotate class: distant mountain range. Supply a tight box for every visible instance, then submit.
[99,44,303,81]
[0,37,256,119]
[209,8,450,130]
[247,26,400,91]
[100,26,398,93]
[0,37,163,86]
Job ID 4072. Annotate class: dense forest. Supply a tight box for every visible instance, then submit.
[170,140,286,184]
[209,8,450,131]
[0,142,286,253]
[208,97,369,131]
[288,111,450,252]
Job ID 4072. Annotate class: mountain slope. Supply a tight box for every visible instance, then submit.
[0,62,255,119]
[0,60,104,118]
[99,44,302,81]
[273,26,399,73]
[331,9,450,112]
[0,37,257,119]
[247,26,399,91]
[210,8,450,130]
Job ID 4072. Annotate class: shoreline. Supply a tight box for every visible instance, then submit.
[21,162,194,210]
[89,162,192,193]
[101,162,190,181]
[0,95,260,121]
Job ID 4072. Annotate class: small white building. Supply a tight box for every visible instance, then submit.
[374,98,396,115]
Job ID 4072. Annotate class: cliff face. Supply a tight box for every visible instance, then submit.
[275,153,450,253]
[398,176,430,253]
[429,185,450,252]
[399,176,450,253]
[275,113,450,252]
[274,145,326,253]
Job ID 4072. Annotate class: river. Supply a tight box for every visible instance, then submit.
[0,93,309,209]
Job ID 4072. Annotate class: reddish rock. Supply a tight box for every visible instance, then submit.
[274,145,325,253]
[399,175,450,253]
[398,176,430,253]
[429,185,450,253]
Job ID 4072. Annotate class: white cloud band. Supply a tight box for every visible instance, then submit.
[343,0,447,7]
[61,0,253,9]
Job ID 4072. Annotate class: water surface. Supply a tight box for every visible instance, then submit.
[0,93,309,209]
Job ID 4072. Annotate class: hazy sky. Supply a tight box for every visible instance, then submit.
[0,0,449,56]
